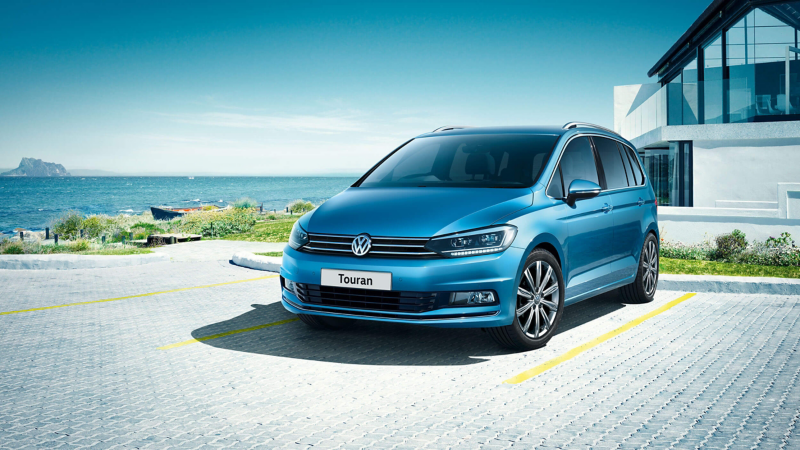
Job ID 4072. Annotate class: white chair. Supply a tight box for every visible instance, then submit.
[756,95,775,115]
[776,94,797,114]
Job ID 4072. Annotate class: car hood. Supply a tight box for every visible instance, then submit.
[305,187,533,237]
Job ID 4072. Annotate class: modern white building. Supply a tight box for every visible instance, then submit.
[615,0,800,243]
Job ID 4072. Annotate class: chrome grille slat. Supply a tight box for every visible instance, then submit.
[304,246,352,253]
[370,251,437,256]
[371,243,427,248]
[303,232,438,259]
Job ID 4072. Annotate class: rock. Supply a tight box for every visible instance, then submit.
[1,158,71,177]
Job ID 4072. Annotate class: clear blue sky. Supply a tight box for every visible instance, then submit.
[0,0,709,175]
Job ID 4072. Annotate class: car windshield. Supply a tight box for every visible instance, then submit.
[358,134,560,188]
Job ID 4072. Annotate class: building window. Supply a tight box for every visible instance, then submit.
[703,35,724,124]
[682,58,699,125]
[641,142,692,207]
[726,4,800,122]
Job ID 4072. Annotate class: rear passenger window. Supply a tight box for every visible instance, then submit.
[557,137,599,192]
[593,137,629,190]
[619,143,644,186]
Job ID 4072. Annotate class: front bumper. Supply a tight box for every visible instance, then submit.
[279,245,525,328]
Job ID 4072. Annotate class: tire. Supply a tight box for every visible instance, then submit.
[297,314,355,330]
[487,249,565,351]
[619,233,659,304]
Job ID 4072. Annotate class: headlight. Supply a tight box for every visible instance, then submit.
[288,222,309,249]
[425,225,517,257]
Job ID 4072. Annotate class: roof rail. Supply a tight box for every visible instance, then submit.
[562,122,619,136]
[432,125,472,133]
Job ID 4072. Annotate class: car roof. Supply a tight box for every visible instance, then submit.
[414,125,634,149]
[415,125,568,139]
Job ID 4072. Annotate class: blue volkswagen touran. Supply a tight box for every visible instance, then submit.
[280,123,659,350]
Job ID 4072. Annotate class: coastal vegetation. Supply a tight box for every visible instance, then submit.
[1,198,316,255]
[178,208,257,237]
[232,197,259,209]
[222,215,299,242]
[288,199,315,214]
[0,239,150,256]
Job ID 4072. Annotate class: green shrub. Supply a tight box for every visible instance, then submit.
[2,243,24,254]
[67,239,91,252]
[52,211,84,240]
[177,208,256,238]
[766,232,795,248]
[131,222,163,232]
[661,230,800,267]
[660,241,713,261]
[288,199,314,214]
[233,197,258,209]
[714,229,747,260]
[82,216,110,238]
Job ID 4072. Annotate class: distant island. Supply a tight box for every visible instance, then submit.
[0,158,71,177]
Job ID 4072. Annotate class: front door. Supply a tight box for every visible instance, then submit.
[554,136,614,302]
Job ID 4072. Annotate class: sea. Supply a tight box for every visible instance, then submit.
[0,176,358,234]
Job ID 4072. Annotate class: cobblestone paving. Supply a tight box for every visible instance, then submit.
[1,261,798,449]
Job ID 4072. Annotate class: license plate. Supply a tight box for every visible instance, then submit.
[321,269,392,291]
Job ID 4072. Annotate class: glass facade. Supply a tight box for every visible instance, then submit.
[727,6,800,122]
[682,58,700,125]
[704,35,724,124]
[620,1,800,140]
[640,142,692,207]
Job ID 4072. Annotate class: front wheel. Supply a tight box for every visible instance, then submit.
[487,249,564,351]
[619,233,659,303]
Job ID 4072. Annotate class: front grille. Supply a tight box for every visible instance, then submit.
[303,233,438,258]
[295,283,443,313]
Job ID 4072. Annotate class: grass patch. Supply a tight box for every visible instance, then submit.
[255,251,283,257]
[71,248,152,256]
[660,257,800,279]
[222,216,299,242]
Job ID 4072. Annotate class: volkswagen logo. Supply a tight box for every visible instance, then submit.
[351,234,372,256]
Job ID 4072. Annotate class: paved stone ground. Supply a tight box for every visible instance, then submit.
[1,256,798,449]
[153,240,286,262]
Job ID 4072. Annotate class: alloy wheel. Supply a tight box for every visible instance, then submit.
[642,239,658,296]
[516,260,560,339]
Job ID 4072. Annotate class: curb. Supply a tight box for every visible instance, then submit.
[0,252,171,270]
[231,251,281,272]
[659,273,800,295]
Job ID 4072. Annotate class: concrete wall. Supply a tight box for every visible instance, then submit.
[693,138,800,207]
[659,206,800,244]
[614,84,641,134]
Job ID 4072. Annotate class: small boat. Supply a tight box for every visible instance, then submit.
[188,176,194,180]
[150,206,201,220]
[150,204,226,221]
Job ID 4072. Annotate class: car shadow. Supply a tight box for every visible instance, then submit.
[192,291,627,366]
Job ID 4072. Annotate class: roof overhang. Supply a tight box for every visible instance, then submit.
[646,0,784,79]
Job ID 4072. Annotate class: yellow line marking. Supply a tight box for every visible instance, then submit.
[157,317,299,350]
[503,292,697,384]
[0,275,280,316]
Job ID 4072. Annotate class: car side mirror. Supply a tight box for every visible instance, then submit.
[565,179,601,205]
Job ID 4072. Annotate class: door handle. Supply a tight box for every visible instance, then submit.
[637,198,645,206]
[602,203,612,213]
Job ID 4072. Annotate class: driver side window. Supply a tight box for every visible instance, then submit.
[556,137,599,193]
